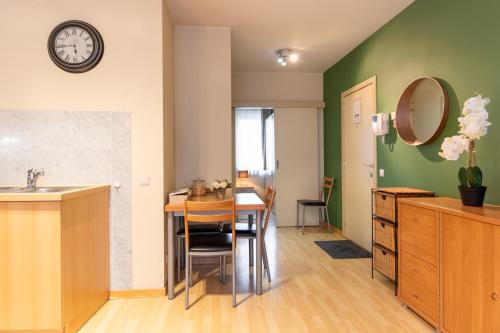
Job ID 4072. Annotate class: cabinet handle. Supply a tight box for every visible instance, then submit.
[381,222,386,228]
[381,194,387,200]
[413,242,418,247]
[492,292,498,301]
[413,268,419,273]
[413,293,419,299]
[413,217,418,222]
[382,250,387,255]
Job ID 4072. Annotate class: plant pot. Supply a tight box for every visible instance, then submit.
[216,188,226,200]
[458,185,487,207]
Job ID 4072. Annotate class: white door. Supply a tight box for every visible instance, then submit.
[341,77,377,251]
[275,108,319,227]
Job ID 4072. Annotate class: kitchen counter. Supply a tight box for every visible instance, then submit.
[0,185,110,333]
[0,185,110,202]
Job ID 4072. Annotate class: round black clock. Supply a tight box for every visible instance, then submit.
[48,20,104,73]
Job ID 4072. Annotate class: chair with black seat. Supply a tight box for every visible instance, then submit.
[176,220,222,282]
[184,198,237,309]
[296,177,334,235]
[223,187,276,282]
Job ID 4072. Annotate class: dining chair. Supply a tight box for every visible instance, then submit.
[176,220,222,282]
[224,187,276,282]
[184,198,237,309]
[296,177,334,235]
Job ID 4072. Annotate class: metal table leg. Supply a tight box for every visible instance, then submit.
[256,210,263,295]
[167,211,175,299]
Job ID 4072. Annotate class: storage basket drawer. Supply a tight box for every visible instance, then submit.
[373,218,396,251]
[373,246,396,280]
[374,192,396,221]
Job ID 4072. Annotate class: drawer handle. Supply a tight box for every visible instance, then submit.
[413,242,418,247]
[381,250,387,256]
[492,292,498,301]
[412,293,419,299]
[380,222,386,228]
[381,194,387,200]
[413,217,418,222]
[413,268,419,273]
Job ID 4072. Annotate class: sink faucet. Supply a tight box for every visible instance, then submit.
[27,168,45,189]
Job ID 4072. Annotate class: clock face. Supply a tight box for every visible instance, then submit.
[48,20,104,73]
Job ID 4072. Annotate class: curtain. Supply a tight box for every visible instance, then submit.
[235,108,264,173]
[265,113,275,171]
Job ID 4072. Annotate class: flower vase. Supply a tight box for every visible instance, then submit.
[216,188,226,200]
[459,141,487,207]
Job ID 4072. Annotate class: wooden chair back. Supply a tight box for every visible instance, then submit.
[321,177,334,205]
[263,187,276,236]
[184,198,236,250]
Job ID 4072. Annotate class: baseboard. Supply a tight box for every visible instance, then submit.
[109,288,166,299]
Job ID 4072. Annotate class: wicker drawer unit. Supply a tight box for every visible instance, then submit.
[371,188,434,295]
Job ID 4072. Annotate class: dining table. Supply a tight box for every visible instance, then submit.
[164,192,266,300]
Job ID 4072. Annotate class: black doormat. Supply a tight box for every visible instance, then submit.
[315,240,372,259]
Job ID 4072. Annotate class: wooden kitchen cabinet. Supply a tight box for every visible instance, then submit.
[398,197,500,333]
[441,213,500,333]
[0,186,110,333]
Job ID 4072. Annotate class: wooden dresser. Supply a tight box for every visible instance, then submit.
[398,197,500,332]
[371,187,434,294]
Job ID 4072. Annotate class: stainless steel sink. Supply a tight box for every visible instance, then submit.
[25,187,84,193]
[0,186,84,193]
[0,187,26,192]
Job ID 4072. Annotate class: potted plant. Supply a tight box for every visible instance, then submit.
[439,94,492,206]
[212,179,230,199]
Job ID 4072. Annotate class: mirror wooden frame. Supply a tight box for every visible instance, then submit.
[396,77,449,146]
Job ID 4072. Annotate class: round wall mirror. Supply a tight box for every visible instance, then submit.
[396,77,449,145]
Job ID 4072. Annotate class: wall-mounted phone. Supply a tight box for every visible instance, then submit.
[371,113,389,136]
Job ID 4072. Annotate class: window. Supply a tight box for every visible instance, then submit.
[235,108,264,172]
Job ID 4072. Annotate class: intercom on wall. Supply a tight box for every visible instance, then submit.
[371,113,389,136]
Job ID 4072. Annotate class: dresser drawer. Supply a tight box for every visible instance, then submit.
[374,192,396,221]
[399,204,438,265]
[400,275,438,324]
[373,218,395,251]
[400,251,437,292]
[373,246,395,280]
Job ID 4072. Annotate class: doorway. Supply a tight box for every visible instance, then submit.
[341,77,377,251]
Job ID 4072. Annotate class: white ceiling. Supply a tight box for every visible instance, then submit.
[166,0,414,73]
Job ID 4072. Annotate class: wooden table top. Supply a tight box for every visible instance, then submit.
[165,192,265,212]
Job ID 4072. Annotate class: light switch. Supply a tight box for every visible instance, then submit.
[379,169,385,177]
[139,175,151,186]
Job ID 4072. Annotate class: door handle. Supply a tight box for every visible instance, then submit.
[362,163,374,168]
[276,160,280,170]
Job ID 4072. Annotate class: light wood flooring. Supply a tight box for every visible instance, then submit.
[79,224,433,333]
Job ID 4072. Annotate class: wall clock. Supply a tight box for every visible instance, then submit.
[48,20,104,73]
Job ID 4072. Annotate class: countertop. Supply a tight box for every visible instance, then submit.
[399,196,500,227]
[0,185,110,202]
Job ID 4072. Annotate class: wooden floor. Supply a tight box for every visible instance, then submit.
[79,223,433,333]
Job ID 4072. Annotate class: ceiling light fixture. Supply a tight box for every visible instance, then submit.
[276,49,299,66]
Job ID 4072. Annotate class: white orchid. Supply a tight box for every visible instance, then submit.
[220,181,228,189]
[439,135,469,161]
[211,181,221,189]
[212,179,230,191]
[439,94,491,161]
[458,94,491,140]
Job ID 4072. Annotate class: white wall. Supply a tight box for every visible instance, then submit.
[0,0,172,290]
[175,26,232,187]
[232,72,323,102]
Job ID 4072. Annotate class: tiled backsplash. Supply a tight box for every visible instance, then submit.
[0,111,132,290]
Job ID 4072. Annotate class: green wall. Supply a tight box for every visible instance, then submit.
[324,0,500,229]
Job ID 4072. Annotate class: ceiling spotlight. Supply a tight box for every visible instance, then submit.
[289,52,299,63]
[275,49,299,67]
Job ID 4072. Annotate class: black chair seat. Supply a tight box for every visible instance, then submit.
[222,223,256,236]
[189,233,233,252]
[297,199,326,206]
[177,224,221,236]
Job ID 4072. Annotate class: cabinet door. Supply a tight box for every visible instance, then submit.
[442,214,499,333]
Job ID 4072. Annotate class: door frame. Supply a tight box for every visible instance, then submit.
[340,76,377,235]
